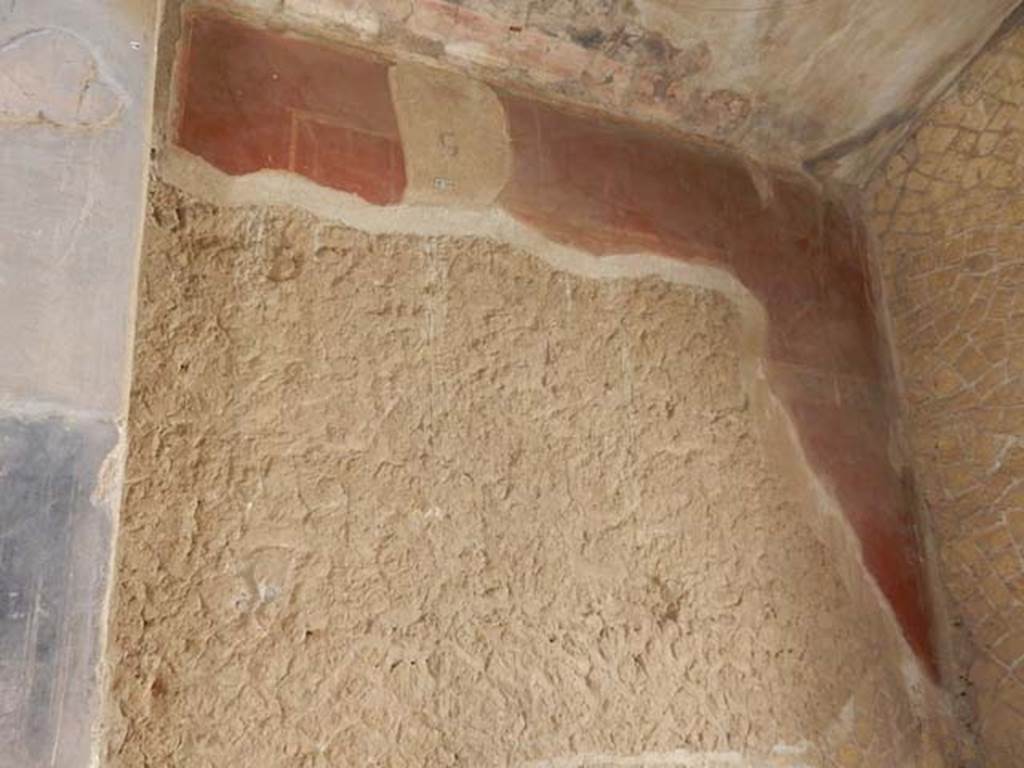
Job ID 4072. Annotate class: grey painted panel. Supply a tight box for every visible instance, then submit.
[0,0,157,415]
[0,415,116,768]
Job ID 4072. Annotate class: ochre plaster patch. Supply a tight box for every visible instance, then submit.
[390,62,512,207]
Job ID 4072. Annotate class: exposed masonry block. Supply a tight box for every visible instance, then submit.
[0,414,117,768]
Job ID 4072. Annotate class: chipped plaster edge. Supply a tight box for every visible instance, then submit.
[90,3,166,766]
[88,416,129,768]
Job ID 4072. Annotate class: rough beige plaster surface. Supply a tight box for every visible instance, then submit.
[870,22,1024,768]
[104,177,951,767]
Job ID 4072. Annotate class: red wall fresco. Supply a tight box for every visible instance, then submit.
[174,12,936,674]
[178,16,406,205]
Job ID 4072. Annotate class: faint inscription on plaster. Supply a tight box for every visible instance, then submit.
[0,29,123,129]
[285,0,383,38]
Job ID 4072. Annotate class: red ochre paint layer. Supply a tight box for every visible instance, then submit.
[178,15,406,205]
[175,12,936,674]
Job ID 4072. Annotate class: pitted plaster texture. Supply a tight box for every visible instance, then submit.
[160,6,941,671]
[871,21,1024,768]
[104,178,945,767]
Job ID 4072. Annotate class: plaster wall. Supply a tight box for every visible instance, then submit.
[163,10,939,670]
[0,0,1015,764]
[0,0,156,414]
[0,2,158,766]
[871,21,1024,767]
[101,8,962,767]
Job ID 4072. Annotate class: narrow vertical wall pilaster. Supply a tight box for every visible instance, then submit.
[0,1,159,765]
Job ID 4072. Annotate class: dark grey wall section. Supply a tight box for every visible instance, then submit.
[0,415,117,768]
